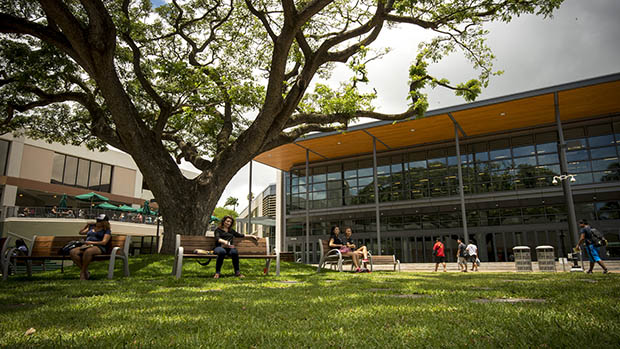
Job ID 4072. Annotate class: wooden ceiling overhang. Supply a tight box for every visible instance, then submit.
[254,73,620,171]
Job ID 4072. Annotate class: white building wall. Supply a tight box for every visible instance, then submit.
[275,170,285,253]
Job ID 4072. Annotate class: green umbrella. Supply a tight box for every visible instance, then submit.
[75,192,109,202]
[58,194,68,209]
[119,204,139,212]
[96,202,121,211]
[75,192,109,210]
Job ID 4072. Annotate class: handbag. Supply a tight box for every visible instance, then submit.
[339,246,352,253]
[59,240,83,255]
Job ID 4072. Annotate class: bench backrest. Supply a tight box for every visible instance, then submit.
[29,234,129,257]
[176,234,270,255]
[319,239,329,257]
[372,255,396,263]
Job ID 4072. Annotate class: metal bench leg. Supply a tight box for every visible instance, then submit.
[123,256,130,277]
[172,253,177,276]
[2,257,10,281]
[317,256,326,272]
[108,254,117,279]
[337,258,343,272]
[175,247,184,279]
[276,252,280,277]
[264,259,271,275]
[27,260,32,277]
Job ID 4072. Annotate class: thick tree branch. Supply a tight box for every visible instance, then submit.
[317,2,386,63]
[260,124,342,153]
[121,0,172,134]
[0,13,83,69]
[161,133,212,171]
[245,0,277,42]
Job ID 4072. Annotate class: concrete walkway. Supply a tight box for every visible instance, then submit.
[367,260,620,273]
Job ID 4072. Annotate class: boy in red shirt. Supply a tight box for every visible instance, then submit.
[433,237,447,272]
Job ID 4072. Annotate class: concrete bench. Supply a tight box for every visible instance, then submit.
[2,234,130,281]
[172,234,279,278]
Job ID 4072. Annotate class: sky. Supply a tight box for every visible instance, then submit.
[172,0,620,210]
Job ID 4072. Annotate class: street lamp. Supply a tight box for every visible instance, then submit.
[552,174,576,185]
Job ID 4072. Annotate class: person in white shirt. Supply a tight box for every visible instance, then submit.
[466,243,478,271]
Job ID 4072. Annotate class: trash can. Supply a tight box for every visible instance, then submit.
[513,246,533,272]
[536,245,556,272]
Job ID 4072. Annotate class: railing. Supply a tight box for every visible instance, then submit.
[4,206,161,225]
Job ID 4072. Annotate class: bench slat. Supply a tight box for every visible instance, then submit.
[178,236,268,255]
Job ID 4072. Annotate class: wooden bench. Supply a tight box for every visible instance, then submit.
[172,234,279,278]
[2,234,131,281]
[369,255,401,272]
[317,239,373,272]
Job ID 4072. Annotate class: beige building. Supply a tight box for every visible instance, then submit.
[0,134,160,240]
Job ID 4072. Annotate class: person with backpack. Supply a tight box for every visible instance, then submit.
[433,237,447,272]
[575,219,610,274]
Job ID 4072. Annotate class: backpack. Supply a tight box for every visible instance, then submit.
[589,228,607,248]
[59,240,83,255]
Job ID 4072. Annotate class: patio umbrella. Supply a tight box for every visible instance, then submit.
[119,204,139,212]
[58,194,68,209]
[96,202,121,211]
[75,192,109,207]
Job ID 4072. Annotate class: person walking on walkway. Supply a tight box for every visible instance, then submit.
[456,238,468,272]
[576,219,609,274]
[466,242,478,272]
[433,237,447,272]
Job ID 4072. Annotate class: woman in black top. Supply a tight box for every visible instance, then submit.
[328,226,362,272]
[213,215,258,278]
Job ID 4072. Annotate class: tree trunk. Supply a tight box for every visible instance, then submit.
[144,163,236,254]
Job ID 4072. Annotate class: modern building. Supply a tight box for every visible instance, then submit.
[255,73,620,264]
[0,134,199,241]
[237,184,277,249]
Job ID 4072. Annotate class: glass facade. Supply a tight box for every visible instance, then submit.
[51,153,113,192]
[284,119,620,263]
[286,121,620,212]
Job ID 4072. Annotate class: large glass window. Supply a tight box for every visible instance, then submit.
[76,159,90,187]
[51,153,112,192]
[0,139,10,176]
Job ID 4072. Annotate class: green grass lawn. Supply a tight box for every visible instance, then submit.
[1,255,619,348]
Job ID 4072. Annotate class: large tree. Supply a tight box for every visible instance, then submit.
[0,0,563,252]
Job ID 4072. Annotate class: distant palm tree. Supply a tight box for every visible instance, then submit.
[225,196,239,211]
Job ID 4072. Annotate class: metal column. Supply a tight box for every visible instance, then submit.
[372,137,382,255]
[454,126,469,244]
[554,92,579,245]
[305,149,310,263]
[248,160,252,233]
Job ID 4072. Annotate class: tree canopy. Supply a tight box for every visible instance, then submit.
[0,0,564,251]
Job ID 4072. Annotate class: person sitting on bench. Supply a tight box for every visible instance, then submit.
[329,226,363,273]
[213,215,258,279]
[70,214,111,280]
[344,227,370,271]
